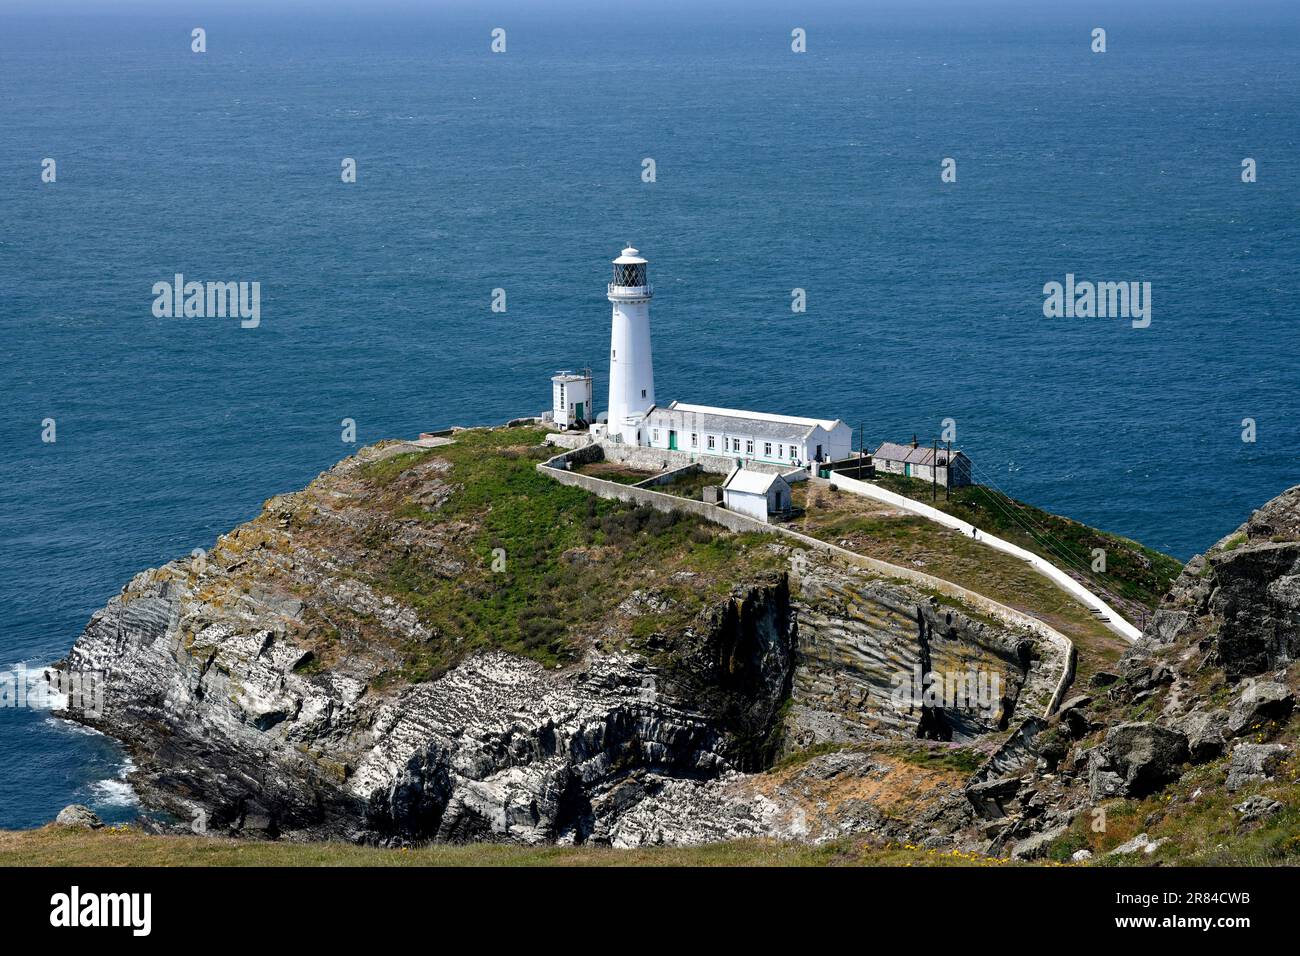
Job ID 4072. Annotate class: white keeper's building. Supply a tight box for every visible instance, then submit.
[644,403,850,469]
[584,245,852,468]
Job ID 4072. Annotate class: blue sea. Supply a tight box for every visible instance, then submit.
[1,0,1297,829]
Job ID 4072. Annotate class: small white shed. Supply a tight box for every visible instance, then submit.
[721,468,793,523]
[551,371,593,430]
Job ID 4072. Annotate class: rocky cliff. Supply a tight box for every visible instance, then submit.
[932,484,1300,864]
[55,427,1049,846]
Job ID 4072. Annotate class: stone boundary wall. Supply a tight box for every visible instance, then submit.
[600,440,807,478]
[543,431,593,450]
[633,464,701,489]
[970,717,1049,788]
[549,441,604,468]
[538,451,1075,717]
[823,472,1142,643]
[546,435,810,483]
[601,442,741,476]
[541,453,768,533]
[1053,642,1078,717]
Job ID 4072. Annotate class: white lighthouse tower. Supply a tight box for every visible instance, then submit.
[606,245,656,445]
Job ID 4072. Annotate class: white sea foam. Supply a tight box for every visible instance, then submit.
[42,682,69,710]
[89,777,139,809]
[44,716,102,737]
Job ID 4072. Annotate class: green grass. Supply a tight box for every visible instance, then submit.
[870,474,1181,611]
[1221,532,1247,551]
[350,427,786,683]
[655,469,719,501]
[885,743,986,775]
[0,826,1018,867]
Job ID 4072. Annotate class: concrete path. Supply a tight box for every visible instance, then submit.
[822,474,1143,643]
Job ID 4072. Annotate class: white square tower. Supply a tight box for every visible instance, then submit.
[551,370,593,430]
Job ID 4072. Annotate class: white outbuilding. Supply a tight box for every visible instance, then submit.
[721,467,793,523]
[550,371,593,430]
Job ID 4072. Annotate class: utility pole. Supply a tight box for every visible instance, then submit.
[932,438,938,501]
[946,439,952,501]
[859,423,864,478]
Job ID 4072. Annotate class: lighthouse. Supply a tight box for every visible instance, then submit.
[541,243,853,470]
[606,245,656,444]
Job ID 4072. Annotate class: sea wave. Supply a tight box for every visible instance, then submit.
[88,758,140,809]
[43,716,102,737]
[88,777,140,809]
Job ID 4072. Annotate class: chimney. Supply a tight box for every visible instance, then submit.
[911,433,919,449]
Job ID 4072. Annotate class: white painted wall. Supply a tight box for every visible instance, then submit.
[647,424,807,465]
[607,295,655,444]
[723,488,769,522]
[722,475,792,523]
[807,422,853,462]
[551,376,592,428]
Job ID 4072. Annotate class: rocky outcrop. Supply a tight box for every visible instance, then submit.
[60,550,1035,845]
[924,483,1300,861]
[1109,832,1168,857]
[784,560,1041,750]
[59,561,799,843]
[354,576,801,845]
[1140,486,1300,681]
[1225,680,1294,737]
[53,434,1044,846]
[1232,794,1283,824]
[1174,709,1229,763]
[1011,824,1068,860]
[1087,723,1189,800]
[55,805,103,829]
[1225,743,1288,792]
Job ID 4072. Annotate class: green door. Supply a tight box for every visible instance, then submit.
[575,401,584,421]
[904,464,911,478]
[668,430,678,450]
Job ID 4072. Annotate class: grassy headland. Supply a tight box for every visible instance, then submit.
[272,427,790,686]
